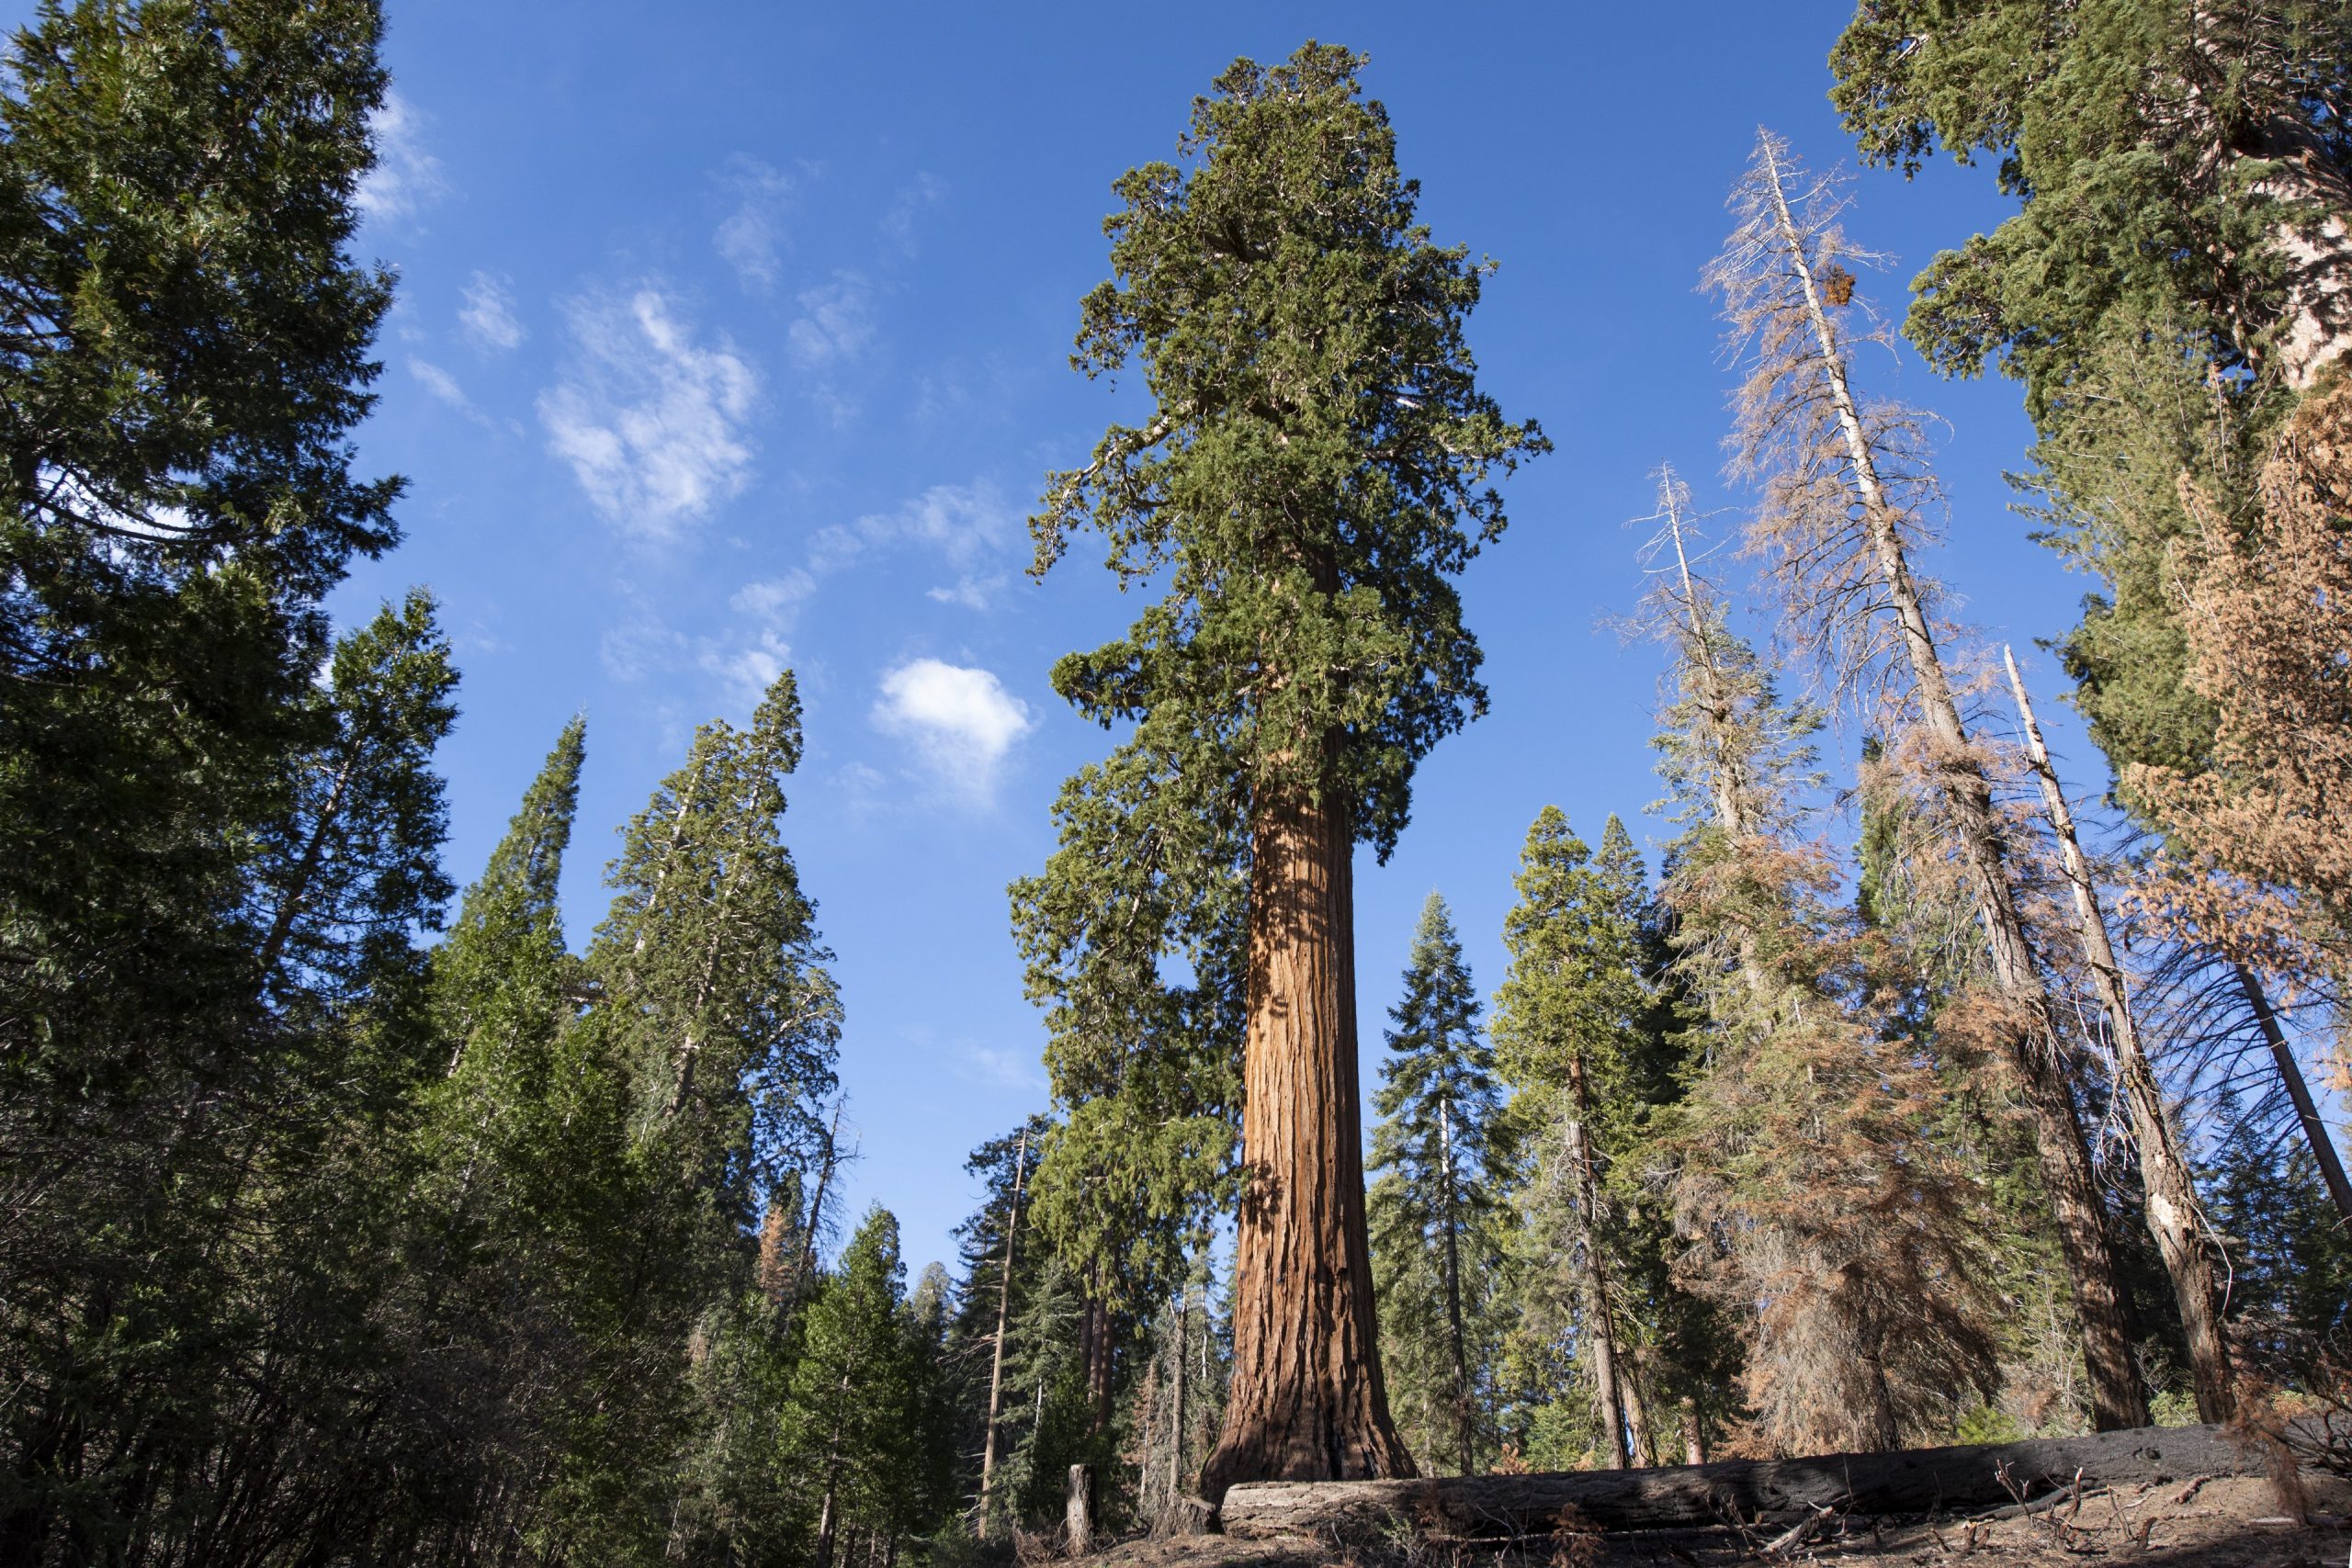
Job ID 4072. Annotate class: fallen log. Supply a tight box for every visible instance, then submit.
[1218,1423,2262,1539]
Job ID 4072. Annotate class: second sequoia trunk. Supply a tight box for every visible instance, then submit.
[1203,784,1415,1497]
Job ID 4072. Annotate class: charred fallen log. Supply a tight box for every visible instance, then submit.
[1218,1423,2263,1538]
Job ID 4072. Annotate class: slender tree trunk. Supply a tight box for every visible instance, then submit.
[1620,1363,1659,1468]
[1758,139,2149,1431]
[2005,649,2236,1421]
[1565,1055,1631,1470]
[1168,1277,1190,1511]
[1438,1096,1472,1476]
[1679,1398,1707,1466]
[256,746,363,983]
[977,1124,1029,1538]
[1203,781,1413,1497]
[2234,964,2352,1223]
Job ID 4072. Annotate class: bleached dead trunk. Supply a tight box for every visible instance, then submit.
[2004,648,2235,1421]
[1753,137,2148,1431]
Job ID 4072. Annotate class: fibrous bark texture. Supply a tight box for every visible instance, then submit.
[1203,785,1414,1499]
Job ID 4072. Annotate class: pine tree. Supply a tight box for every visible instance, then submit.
[789,1207,933,1568]
[952,1114,1050,1536]
[1491,811,1677,1469]
[1367,893,1510,1476]
[1013,41,1544,1495]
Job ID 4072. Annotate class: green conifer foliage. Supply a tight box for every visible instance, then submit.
[1015,40,1543,1493]
[1831,0,2352,398]
[1367,892,1510,1476]
[1830,4,2350,795]
[0,4,409,1550]
[1491,810,1686,1469]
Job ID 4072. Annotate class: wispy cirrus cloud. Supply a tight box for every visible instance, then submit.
[881,173,944,255]
[538,288,759,540]
[459,273,526,352]
[871,658,1032,801]
[356,92,448,224]
[714,156,796,290]
[787,271,875,371]
[811,481,1016,608]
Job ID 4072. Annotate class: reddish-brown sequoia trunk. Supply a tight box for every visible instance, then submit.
[1202,783,1414,1499]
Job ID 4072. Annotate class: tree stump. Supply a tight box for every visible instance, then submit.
[1066,1463,1093,1554]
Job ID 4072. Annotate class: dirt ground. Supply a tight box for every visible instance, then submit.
[1079,1472,2352,1568]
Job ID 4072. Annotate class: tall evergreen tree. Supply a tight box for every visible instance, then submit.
[1366,893,1509,1476]
[1012,41,1544,1495]
[1491,811,1672,1470]
[1831,0,2352,400]
[0,3,402,1550]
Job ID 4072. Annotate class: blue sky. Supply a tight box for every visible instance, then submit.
[298,2,2118,1274]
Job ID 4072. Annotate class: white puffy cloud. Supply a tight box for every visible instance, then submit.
[871,659,1032,798]
[714,156,794,290]
[538,289,759,539]
[787,272,875,370]
[356,92,448,224]
[459,273,526,352]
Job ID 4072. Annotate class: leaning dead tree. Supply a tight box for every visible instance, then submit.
[1705,130,2151,1429]
[2003,649,2235,1420]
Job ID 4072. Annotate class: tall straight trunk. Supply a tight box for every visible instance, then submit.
[976,1124,1029,1538]
[1438,1096,1472,1475]
[1084,1295,1114,1436]
[2233,965,2352,1223]
[1679,1398,1707,1466]
[1202,781,1413,1497]
[2005,649,2236,1421]
[1564,1054,1631,1470]
[1758,140,2149,1431]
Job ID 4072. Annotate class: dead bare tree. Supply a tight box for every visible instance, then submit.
[2004,647,2235,1419]
[1705,130,2148,1430]
[976,1121,1029,1538]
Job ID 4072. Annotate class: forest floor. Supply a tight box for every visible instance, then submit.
[1080,1472,2352,1568]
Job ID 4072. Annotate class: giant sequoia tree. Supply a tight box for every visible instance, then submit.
[1016,42,1543,1495]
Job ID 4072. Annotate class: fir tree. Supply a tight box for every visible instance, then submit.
[1366,893,1510,1475]
[0,4,404,1548]
[1492,810,1673,1469]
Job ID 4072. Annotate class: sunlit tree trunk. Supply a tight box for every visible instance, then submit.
[976,1124,1028,1538]
[2233,964,2352,1223]
[1563,1055,1631,1470]
[1204,782,1413,1495]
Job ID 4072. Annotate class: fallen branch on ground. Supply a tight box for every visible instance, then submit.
[1218,1423,2281,1539]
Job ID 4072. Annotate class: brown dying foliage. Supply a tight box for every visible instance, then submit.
[2131,383,2352,1058]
